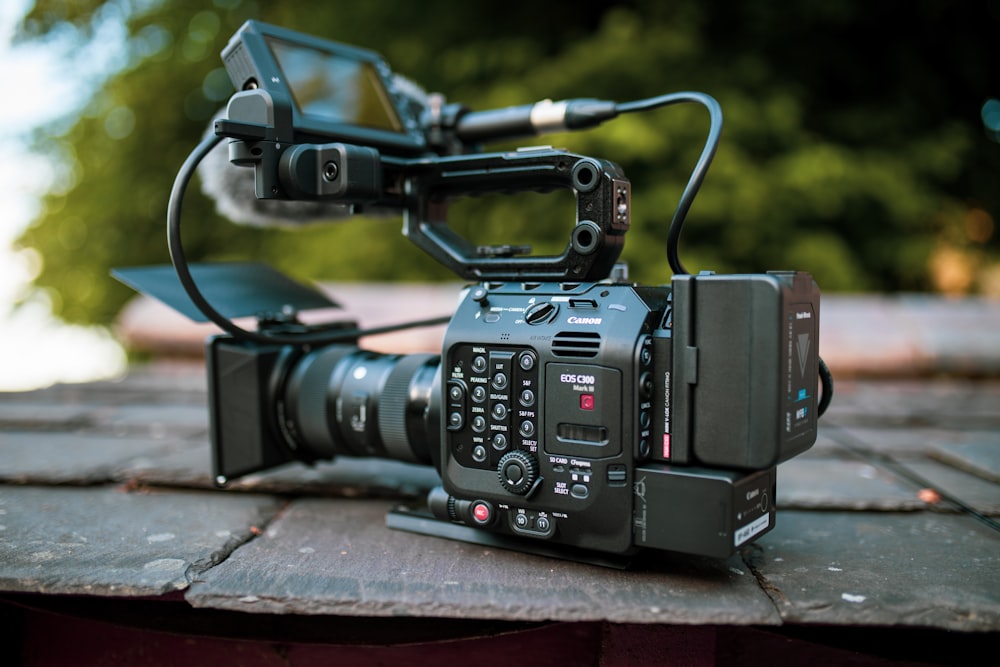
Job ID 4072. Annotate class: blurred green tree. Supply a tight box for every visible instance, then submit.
[14,0,1000,325]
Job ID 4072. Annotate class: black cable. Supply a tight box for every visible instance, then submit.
[616,91,723,277]
[818,356,834,417]
[618,94,837,418]
[167,133,451,345]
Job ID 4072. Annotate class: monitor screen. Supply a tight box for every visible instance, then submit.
[267,37,404,134]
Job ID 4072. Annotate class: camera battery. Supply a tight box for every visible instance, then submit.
[632,464,777,558]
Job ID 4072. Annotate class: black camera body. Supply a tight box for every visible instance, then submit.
[140,20,830,565]
[437,271,818,559]
[207,269,818,560]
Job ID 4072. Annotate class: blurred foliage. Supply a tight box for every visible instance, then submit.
[14,0,1000,325]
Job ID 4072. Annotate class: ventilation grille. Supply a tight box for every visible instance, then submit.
[551,331,602,358]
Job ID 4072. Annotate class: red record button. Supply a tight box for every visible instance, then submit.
[580,394,595,411]
[471,501,492,525]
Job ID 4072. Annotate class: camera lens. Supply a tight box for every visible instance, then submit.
[282,345,440,466]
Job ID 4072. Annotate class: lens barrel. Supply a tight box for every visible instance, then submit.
[282,345,439,465]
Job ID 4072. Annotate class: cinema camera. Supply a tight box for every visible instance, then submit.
[141,21,834,564]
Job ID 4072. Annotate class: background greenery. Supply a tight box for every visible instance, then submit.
[15,0,1000,326]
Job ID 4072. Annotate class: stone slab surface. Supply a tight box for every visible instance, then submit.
[0,402,209,440]
[0,393,208,440]
[895,460,1000,515]
[821,379,1000,429]
[779,455,1000,515]
[185,497,781,625]
[930,437,1000,484]
[1,363,998,635]
[747,511,1000,632]
[122,442,441,498]
[0,431,438,498]
[0,432,201,485]
[776,458,931,511]
[0,485,281,596]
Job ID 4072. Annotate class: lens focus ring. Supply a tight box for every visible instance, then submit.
[378,353,437,462]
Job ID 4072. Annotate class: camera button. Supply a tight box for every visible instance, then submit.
[448,412,464,430]
[472,444,488,463]
[639,371,654,398]
[570,483,589,499]
[518,351,537,371]
[472,385,487,403]
[505,465,523,484]
[638,439,650,459]
[492,403,508,420]
[472,356,488,373]
[470,500,493,525]
[492,433,508,450]
[607,465,627,485]
[492,372,508,390]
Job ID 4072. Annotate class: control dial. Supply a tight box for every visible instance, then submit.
[497,450,540,495]
[524,301,558,325]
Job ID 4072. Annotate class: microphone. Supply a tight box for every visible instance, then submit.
[198,126,358,227]
[454,98,619,144]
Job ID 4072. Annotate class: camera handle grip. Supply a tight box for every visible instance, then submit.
[401,148,631,282]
